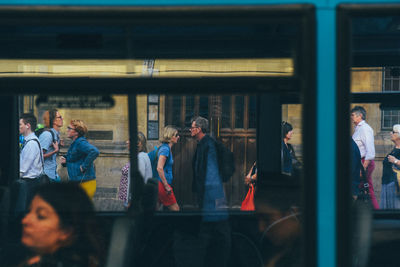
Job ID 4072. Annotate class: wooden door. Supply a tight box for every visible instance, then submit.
[166,95,257,209]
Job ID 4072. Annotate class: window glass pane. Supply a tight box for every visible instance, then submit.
[282,104,303,176]
[249,95,257,129]
[382,109,400,130]
[7,10,310,267]
[350,14,400,208]
[199,96,209,119]
[138,94,261,210]
[171,96,182,127]
[139,94,304,210]
[221,96,231,129]
[384,79,392,91]
[18,94,128,212]
[16,94,306,265]
[350,103,392,209]
[393,79,399,91]
[351,16,400,92]
[136,92,307,266]
[382,67,400,92]
[234,96,244,129]
[185,96,195,128]
[0,22,297,78]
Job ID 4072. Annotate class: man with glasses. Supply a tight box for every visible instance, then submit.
[174,116,230,267]
[351,105,379,209]
[39,109,63,182]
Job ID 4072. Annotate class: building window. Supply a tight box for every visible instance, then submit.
[147,94,160,140]
[382,67,400,130]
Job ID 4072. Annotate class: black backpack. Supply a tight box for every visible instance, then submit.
[214,140,235,182]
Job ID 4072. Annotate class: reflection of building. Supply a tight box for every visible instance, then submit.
[21,95,129,210]
[21,94,261,210]
[283,67,400,205]
[20,94,304,211]
[349,67,400,204]
[163,95,257,209]
[16,57,296,210]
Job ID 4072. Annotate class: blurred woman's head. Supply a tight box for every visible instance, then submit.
[21,194,71,254]
[137,132,148,152]
[282,121,293,140]
[21,183,103,263]
[160,125,179,144]
[255,173,301,250]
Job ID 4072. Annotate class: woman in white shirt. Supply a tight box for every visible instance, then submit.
[118,132,152,207]
[137,132,153,183]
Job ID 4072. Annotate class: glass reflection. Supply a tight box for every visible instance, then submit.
[17,95,129,212]
[161,94,258,210]
[255,173,302,267]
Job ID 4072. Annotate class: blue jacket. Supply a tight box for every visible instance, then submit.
[66,137,99,182]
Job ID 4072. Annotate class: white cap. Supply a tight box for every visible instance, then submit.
[393,124,400,133]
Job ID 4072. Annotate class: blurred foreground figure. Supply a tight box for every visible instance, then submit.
[255,173,302,267]
[17,183,105,267]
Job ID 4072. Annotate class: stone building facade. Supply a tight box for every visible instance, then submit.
[20,66,395,210]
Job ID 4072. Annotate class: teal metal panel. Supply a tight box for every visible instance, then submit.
[317,7,336,267]
[0,0,399,6]
[0,0,328,6]
[329,0,400,4]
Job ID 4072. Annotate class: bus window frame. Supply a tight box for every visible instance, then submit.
[337,4,400,267]
[0,5,316,267]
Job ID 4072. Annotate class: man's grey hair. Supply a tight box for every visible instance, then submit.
[351,106,366,120]
[191,116,209,133]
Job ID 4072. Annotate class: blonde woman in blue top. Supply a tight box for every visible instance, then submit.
[156,125,180,211]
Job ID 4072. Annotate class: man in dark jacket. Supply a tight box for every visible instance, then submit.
[191,116,226,211]
[173,116,230,267]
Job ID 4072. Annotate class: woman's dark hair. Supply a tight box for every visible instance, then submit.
[34,183,104,266]
[43,109,58,128]
[137,131,148,152]
[281,121,293,139]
